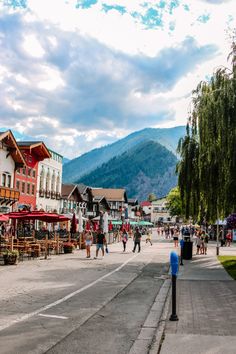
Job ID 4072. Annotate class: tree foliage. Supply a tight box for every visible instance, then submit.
[148,193,157,202]
[177,40,236,222]
[166,187,183,217]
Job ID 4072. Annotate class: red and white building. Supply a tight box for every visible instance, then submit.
[15,141,51,211]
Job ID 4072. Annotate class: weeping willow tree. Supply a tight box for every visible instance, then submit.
[177,41,236,222]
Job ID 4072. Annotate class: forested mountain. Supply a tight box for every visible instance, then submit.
[77,140,178,200]
[62,126,185,183]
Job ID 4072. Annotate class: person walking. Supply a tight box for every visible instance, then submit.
[173,229,179,247]
[145,230,152,245]
[226,230,232,247]
[85,230,93,258]
[133,227,142,253]
[122,230,128,252]
[94,228,107,259]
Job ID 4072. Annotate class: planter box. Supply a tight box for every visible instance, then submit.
[63,247,73,254]
[3,254,18,265]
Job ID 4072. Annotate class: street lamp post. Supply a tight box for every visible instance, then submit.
[216,207,220,256]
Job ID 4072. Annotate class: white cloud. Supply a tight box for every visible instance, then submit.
[23,34,45,58]
[0,0,235,158]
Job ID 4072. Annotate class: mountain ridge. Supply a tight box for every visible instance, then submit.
[77,140,178,200]
[62,125,185,183]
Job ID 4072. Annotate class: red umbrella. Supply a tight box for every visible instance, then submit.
[0,214,9,222]
[86,221,91,231]
[108,221,113,232]
[93,221,98,231]
[70,213,77,234]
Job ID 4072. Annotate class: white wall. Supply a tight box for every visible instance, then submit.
[0,145,15,188]
[36,153,62,212]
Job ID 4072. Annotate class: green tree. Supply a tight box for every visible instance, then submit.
[166,187,183,217]
[148,193,157,202]
[177,40,236,222]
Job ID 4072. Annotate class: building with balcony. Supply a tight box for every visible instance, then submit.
[91,188,127,220]
[15,141,51,211]
[150,197,176,224]
[0,130,25,213]
[36,149,63,212]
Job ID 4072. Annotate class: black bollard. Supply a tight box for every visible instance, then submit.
[169,274,179,321]
[169,251,179,321]
[180,239,184,266]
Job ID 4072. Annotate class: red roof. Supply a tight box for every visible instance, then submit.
[140,201,151,207]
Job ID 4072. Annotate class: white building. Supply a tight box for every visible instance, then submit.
[36,149,63,212]
[0,130,25,213]
[151,197,174,224]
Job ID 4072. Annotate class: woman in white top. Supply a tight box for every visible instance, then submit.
[85,231,93,258]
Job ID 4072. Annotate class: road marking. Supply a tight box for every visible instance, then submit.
[38,314,68,320]
[0,254,138,332]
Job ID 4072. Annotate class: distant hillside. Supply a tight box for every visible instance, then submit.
[62,126,185,183]
[77,140,178,200]
[63,157,70,165]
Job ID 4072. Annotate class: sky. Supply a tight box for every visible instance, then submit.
[0,0,235,159]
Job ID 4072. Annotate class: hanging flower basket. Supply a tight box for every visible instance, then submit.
[226,213,236,229]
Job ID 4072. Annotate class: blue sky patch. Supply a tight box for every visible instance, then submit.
[141,7,163,29]
[197,14,210,23]
[102,4,127,15]
[3,0,27,8]
[76,0,98,9]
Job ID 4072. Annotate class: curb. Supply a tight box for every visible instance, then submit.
[128,278,171,354]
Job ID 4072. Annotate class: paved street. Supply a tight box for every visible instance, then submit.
[159,243,236,354]
[1,233,236,354]
[0,230,169,354]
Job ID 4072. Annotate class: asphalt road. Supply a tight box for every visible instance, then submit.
[0,234,169,354]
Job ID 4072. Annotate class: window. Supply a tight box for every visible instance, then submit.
[28,155,32,163]
[46,169,50,191]
[27,183,30,194]
[32,169,36,178]
[2,174,6,187]
[22,182,25,193]
[28,168,31,177]
[22,168,26,175]
[40,168,45,190]
[32,184,35,195]
[51,172,55,192]
[7,175,11,188]
[16,168,21,174]
[16,180,20,190]
[56,174,60,193]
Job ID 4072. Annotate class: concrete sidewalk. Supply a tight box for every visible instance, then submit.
[158,243,236,354]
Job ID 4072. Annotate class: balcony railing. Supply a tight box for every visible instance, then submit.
[0,186,20,205]
[39,189,45,197]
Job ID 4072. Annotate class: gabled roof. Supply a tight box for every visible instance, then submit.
[17,141,51,161]
[91,188,127,202]
[61,184,83,201]
[77,183,89,195]
[140,201,151,207]
[0,130,26,166]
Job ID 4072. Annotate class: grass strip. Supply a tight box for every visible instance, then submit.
[218,256,236,280]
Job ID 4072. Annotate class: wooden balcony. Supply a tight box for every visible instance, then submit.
[0,186,20,205]
[39,189,45,197]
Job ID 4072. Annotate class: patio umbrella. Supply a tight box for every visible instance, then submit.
[0,214,9,222]
[86,221,91,231]
[71,213,77,234]
[103,212,108,233]
[78,209,83,233]
[108,221,113,232]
